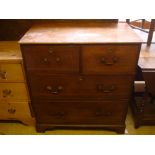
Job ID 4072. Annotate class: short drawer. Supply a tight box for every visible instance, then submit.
[21,45,79,73]
[33,100,127,124]
[0,100,32,119]
[82,44,140,74]
[0,64,24,82]
[0,83,28,101]
[28,73,133,100]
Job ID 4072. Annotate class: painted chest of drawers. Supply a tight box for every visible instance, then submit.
[20,22,142,133]
[0,41,33,125]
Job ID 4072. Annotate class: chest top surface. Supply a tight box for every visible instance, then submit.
[19,22,142,44]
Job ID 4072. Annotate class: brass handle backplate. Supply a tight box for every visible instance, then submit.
[97,84,116,93]
[101,56,118,65]
[46,85,64,94]
[42,57,61,63]
[49,111,65,118]
[95,111,112,116]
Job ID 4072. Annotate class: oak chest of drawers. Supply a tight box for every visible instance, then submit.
[0,41,33,125]
[20,22,142,133]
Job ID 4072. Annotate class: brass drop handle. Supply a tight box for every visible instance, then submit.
[46,85,64,94]
[8,108,16,114]
[101,56,118,65]
[46,86,52,90]
[0,70,7,79]
[58,112,65,116]
[50,111,65,117]
[95,111,111,116]
[2,89,12,97]
[97,84,116,93]
[42,57,61,63]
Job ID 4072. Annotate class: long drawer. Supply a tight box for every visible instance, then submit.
[0,64,24,82]
[0,83,28,101]
[21,45,79,73]
[33,100,127,124]
[28,73,133,100]
[82,44,140,74]
[0,100,31,119]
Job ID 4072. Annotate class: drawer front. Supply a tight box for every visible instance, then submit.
[33,100,127,124]
[0,64,24,82]
[0,101,31,119]
[21,45,79,72]
[82,45,139,74]
[28,73,133,100]
[0,83,28,101]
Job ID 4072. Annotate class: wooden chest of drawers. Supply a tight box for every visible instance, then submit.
[20,22,142,133]
[0,41,33,125]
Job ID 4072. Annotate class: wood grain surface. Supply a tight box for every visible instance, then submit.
[20,23,142,44]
